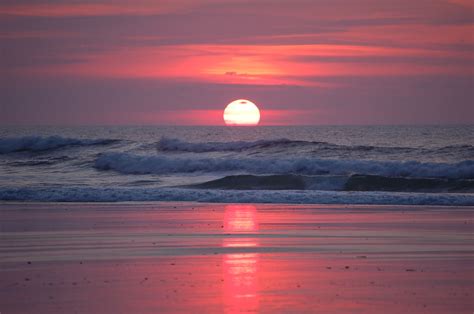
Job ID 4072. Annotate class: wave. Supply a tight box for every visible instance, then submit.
[0,136,119,154]
[157,137,474,156]
[157,137,313,152]
[186,174,474,193]
[187,174,345,191]
[94,152,474,179]
[8,156,72,167]
[157,137,386,153]
[1,186,473,205]
[345,174,474,193]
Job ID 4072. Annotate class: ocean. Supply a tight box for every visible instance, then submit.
[0,125,473,205]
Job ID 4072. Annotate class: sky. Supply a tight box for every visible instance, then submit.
[1,0,473,125]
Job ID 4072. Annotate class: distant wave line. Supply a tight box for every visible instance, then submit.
[157,137,474,155]
[0,136,120,154]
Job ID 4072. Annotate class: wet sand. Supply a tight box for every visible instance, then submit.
[1,202,473,313]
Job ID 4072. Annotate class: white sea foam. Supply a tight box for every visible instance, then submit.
[94,152,474,179]
[2,126,473,205]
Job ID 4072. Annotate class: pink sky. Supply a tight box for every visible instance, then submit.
[1,0,473,125]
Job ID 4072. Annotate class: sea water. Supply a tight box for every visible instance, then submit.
[0,125,473,205]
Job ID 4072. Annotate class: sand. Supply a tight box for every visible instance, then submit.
[0,202,473,313]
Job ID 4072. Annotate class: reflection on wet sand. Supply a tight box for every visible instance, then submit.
[1,203,473,313]
[222,205,259,314]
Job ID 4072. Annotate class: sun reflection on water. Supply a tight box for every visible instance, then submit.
[222,205,259,313]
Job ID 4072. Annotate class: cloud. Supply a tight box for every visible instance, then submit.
[1,0,472,125]
[448,0,474,8]
[10,43,471,86]
[0,1,202,17]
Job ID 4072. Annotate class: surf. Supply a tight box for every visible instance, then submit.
[94,152,474,179]
[0,136,120,154]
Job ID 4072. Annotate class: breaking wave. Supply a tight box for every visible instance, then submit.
[94,152,474,179]
[0,136,120,154]
[186,174,474,193]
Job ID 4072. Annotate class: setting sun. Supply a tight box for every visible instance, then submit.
[223,99,261,126]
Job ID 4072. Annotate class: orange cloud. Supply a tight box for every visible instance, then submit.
[334,24,474,46]
[15,42,472,87]
[238,22,473,49]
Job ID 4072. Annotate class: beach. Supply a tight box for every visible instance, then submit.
[1,202,472,313]
[2,0,473,312]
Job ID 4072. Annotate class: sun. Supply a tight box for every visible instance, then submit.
[223,99,261,126]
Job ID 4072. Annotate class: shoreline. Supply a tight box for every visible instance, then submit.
[2,200,474,207]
